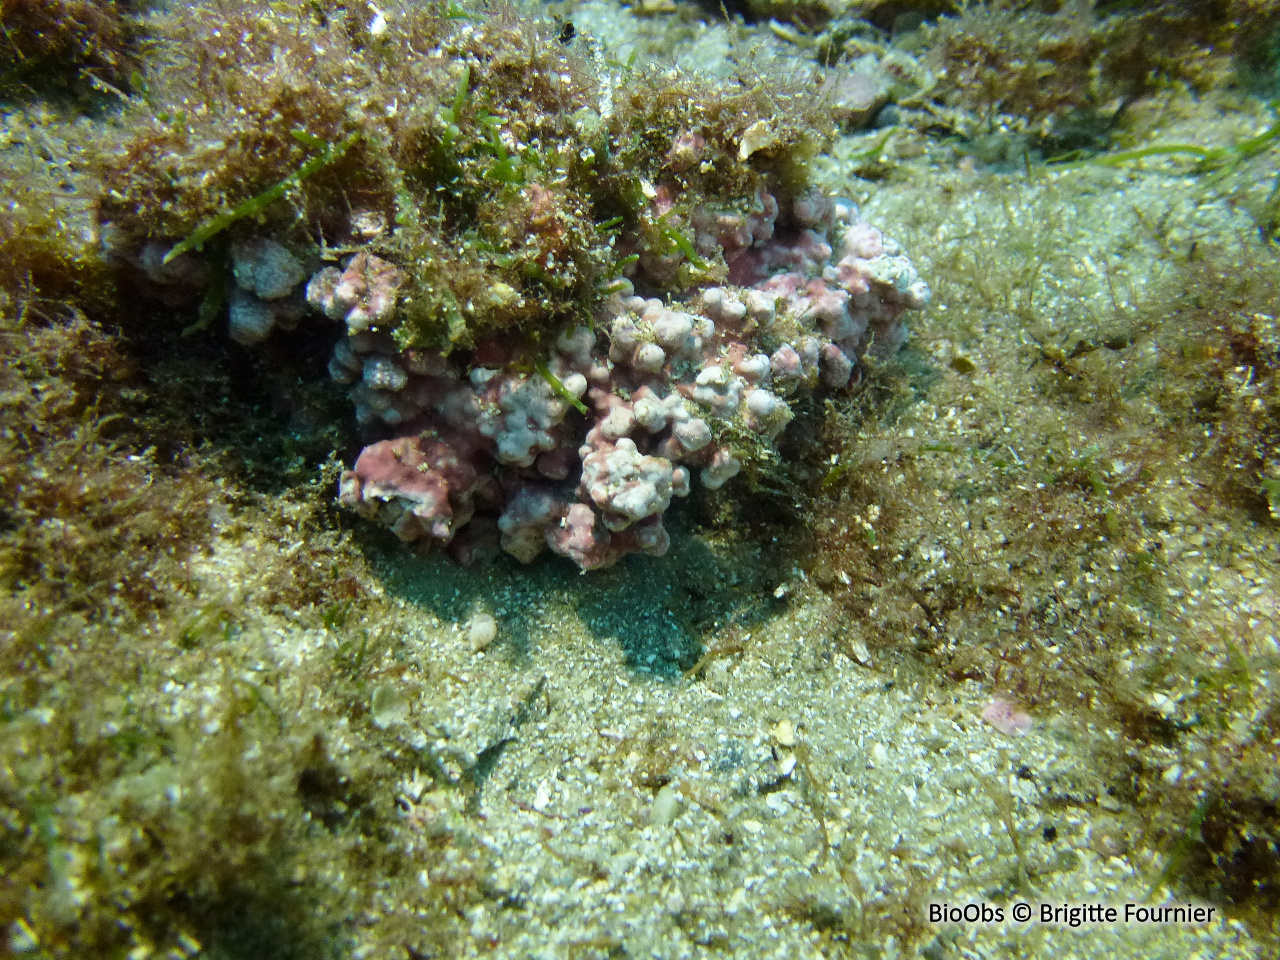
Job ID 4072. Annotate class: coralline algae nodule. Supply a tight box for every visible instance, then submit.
[333,190,928,569]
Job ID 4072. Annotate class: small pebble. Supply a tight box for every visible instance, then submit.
[848,637,871,665]
[370,683,408,729]
[651,783,681,825]
[468,613,498,650]
[772,719,797,748]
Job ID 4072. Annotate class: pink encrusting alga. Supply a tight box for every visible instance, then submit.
[981,698,1034,737]
[331,190,928,569]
